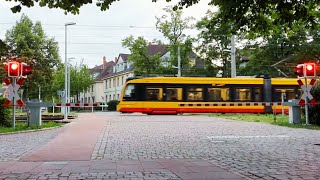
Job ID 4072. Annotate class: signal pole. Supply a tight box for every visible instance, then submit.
[305,77,309,125]
[12,77,16,128]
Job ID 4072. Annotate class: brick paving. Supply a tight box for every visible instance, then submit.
[92,113,320,180]
[1,112,320,179]
[0,126,64,161]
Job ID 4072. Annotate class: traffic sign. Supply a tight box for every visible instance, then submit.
[2,77,25,107]
[297,78,317,106]
[57,90,65,98]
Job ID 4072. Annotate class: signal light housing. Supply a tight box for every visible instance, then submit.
[294,64,305,78]
[305,63,316,78]
[21,62,32,77]
[8,61,20,77]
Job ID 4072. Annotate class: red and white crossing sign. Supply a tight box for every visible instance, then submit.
[297,78,317,106]
[2,77,25,107]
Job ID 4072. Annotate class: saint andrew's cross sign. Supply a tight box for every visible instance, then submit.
[297,78,318,106]
[2,77,24,107]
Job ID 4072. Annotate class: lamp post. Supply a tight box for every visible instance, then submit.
[65,22,76,120]
[68,57,75,113]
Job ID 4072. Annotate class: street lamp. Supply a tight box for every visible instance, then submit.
[65,22,76,120]
[67,57,75,113]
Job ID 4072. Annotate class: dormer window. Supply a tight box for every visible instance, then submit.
[124,62,127,70]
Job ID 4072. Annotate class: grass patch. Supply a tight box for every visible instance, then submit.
[210,113,320,130]
[0,121,63,134]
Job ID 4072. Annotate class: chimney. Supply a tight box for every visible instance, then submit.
[115,57,118,63]
[103,56,107,69]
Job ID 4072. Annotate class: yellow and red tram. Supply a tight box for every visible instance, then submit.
[117,76,301,115]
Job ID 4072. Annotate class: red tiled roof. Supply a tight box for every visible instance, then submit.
[95,61,115,80]
[147,44,168,56]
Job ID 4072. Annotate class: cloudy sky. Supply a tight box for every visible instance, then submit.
[0,0,215,68]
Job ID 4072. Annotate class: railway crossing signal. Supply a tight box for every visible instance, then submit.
[297,78,317,106]
[8,61,20,77]
[2,77,25,107]
[21,62,33,77]
[294,63,317,78]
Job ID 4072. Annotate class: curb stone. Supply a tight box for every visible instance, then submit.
[0,123,68,136]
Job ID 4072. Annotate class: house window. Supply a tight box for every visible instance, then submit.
[109,95,111,101]
[113,79,116,87]
[117,94,119,100]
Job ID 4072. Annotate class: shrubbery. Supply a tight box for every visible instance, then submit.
[107,100,119,111]
[0,97,11,127]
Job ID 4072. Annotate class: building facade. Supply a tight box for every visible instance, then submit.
[78,56,114,104]
[104,54,134,102]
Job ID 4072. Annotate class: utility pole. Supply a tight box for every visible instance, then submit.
[177,45,181,77]
[231,35,236,78]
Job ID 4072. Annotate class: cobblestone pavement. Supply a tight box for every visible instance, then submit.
[0,171,180,180]
[91,113,320,180]
[1,112,320,179]
[0,126,65,161]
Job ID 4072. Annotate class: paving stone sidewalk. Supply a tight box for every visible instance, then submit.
[0,112,245,180]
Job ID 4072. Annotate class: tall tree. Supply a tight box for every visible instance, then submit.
[122,36,162,75]
[51,60,94,102]
[237,22,320,77]
[196,10,235,77]
[156,6,196,75]
[5,1,320,34]
[4,14,61,100]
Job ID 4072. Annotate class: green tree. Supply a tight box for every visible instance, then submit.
[3,14,61,100]
[196,10,234,77]
[155,6,196,75]
[122,36,162,75]
[51,60,94,102]
[237,23,320,77]
[6,1,320,34]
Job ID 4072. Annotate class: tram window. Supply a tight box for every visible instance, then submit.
[208,88,230,101]
[274,89,296,101]
[166,88,183,101]
[123,84,136,100]
[254,88,262,101]
[235,88,251,101]
[187,87,203,101]
[146,87,163,101]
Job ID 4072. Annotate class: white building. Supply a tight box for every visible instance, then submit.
[78,56,114,104]
[104,54,134,102]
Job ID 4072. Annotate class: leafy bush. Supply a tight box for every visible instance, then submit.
[0,97,11,127]
[309,81,320,125]
[107,100,119,111]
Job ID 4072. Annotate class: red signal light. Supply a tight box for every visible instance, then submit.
[294,64,305,78]
[305,63,316,78]
[20,62,32,77]
[8,61,20,77]
[11,63,18,70]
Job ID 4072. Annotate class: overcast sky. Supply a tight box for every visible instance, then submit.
[0,0,215,68]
